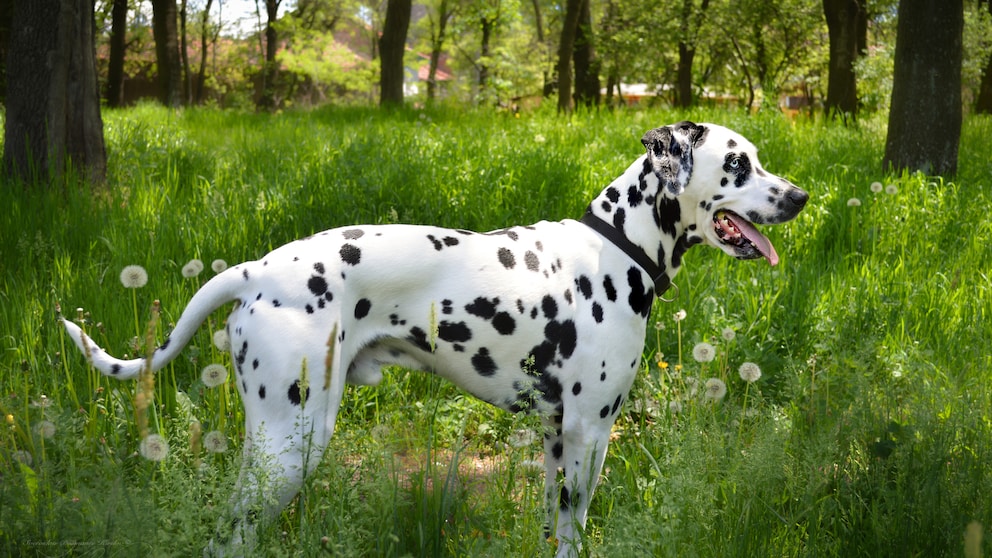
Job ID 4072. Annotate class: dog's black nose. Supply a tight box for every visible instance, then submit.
[788,188,809,208]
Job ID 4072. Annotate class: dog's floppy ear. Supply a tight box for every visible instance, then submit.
[641,121,705,195]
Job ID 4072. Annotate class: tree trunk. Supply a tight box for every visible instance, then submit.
[194,0,214,104]
[257,0,281,110]
[479,15,493,93]
[180,0,192,104]
[823,0,865,120]
[555,0,583,112]
[883,0,962,176]
[379,0,412,106]
[426,0,450,102]
[151,0,183,107]
[105,0,127,107]
[572,0,600,108]
[675,0,709,109]
[976,0,992,114]
[3,0,106,184]
[530,0,552,97]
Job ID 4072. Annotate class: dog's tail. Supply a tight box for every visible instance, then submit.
[61,264,250,380]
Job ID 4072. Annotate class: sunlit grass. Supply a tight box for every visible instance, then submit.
[1,105,989,556]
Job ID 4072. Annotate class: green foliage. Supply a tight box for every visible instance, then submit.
[1,107,990,556]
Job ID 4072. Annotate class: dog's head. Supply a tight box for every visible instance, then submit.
[641,121,808,265]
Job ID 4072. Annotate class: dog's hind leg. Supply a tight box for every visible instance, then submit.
[550,414,613,558]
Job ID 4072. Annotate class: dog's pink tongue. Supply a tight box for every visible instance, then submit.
[726,213,779,266]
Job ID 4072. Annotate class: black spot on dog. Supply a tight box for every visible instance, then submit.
[627,185,644,207]
[466,297,498,319]
[721,177,729,187]
[656,197,681,237]
[342,229,364,240]
[438,321,472,343]
[111,364,121,375]
[497,248,515,269]
[355,298,372,319]
[252,358,259,370]
[442,299,454,314]
[428,235,444,251]
[599,405,610,418]
[603,275,617,302]
[605,187,621,203]
[524,251,540,272]
[471,347,497,376]
[727,139,737,149]
[258,384,266,399]
[600,200,612,213]
[592,302,603,323]
[340,244,361,265]
[288,380,310,406]
[612,207,626,233]
[577,276,593,299]
[611,393,623,415]
[407,327,432,353]
[572,382,582,396]
[627,267,653,317]
[541,296,558,320]
[492,312,516,335]
[553,441,563,460]
[560,486,571,510]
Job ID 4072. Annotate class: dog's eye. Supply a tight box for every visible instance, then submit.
[729,157,740,169]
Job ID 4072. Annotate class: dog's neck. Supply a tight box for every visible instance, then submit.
[583,155,703,294]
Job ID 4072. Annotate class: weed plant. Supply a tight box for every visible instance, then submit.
[0,104,989,556]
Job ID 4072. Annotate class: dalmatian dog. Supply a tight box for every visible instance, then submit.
[62,121,807,557]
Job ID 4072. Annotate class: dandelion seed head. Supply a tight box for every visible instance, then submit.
[201,363,228,388]
[13,450,32,465]
[35,420,56,439]
[140,434,169,461]
[212,329,230,352]
[668,400,683,414]
[721,327,736,341]
[870,181,883,193]
[203,430,228,453]
[508,429,536,449]
[847,198,862,207]
[534,134,546,143]
[120,265,148,289]
[738,362,762,383]
[885,184,898,195]
[211,259,228,273]
[182,259,204,278]
[673,309,687,322]
[704,378,727,401]
[692,342,716,363]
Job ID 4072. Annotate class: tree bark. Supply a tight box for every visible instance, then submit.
[555,0,583,112]
[3,0,106,184]
[379,0,412,106]
[675,0,709,109]
[257,0,281,110]
[976,0,992,114]
[151,0,183,107]
[572,0,600,108]
[194,0,215,104]
[105,0,127,107]
[883,0,962,176]
[426,0,451,102]
[823,0,865,120]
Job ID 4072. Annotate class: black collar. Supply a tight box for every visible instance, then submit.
[580,210,671,297]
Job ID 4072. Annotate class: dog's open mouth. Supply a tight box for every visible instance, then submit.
[713,210,779,266]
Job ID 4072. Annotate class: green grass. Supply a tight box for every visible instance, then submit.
[1,104,990,557]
